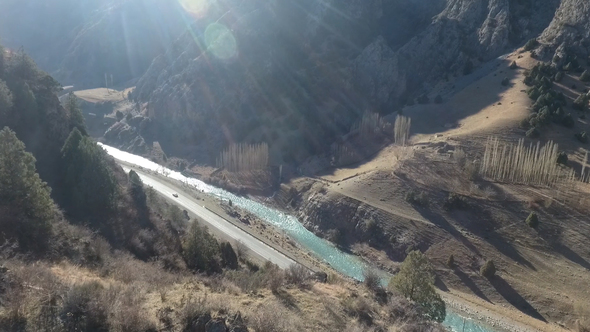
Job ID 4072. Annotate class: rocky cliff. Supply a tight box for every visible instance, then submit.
[541,0,590,58]
[132,0,573,166]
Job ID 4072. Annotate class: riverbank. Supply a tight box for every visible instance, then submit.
[443,291,569,332]
[102,144,570,332]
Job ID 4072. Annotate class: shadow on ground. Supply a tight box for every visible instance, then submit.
[454,268,491,303]
[490,276,546,322]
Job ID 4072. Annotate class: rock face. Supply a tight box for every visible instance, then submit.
[132,0,566,165]
[541,0,590,57]
[103,121,147,154]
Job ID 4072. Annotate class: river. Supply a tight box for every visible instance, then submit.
[99,143,498,332]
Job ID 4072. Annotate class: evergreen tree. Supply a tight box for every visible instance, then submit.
[61,128,118,221]
[6,49,39,82]
[0,79,12,118]
[220,242,238,269]
[389,250,446,322]
[0,45,5,76]
[128,170,147,211]
[0,127,55,252]
[64,92,88,136]
[183,221,220,272]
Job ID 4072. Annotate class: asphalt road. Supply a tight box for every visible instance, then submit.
[122,166,296,269]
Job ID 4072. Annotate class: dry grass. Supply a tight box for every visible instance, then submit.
[216,143,269,172]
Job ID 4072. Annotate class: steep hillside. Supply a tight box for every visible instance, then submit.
[129,0,563,166]
[0,0,186,88]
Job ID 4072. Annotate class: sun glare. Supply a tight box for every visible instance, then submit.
[178,0,209,18]
[205,23,237,60]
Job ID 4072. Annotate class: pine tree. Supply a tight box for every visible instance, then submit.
[64,92,88,136]
[389,250,446,322]
[183,221,220,272]
[0,79,12,118]
[61,128,118,221]
[0,127,55,252]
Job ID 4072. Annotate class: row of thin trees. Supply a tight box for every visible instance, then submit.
[480,137,562,186]
[216,143,269,172]
[394,115,411,146]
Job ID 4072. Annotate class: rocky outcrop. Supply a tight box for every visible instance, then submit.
[103,121,147,154]
[541,0,590,57]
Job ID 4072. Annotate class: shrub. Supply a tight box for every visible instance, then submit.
[525,212,539,228]
[509,61,517,69]
[266,266,285,292]
[248,302,300,332]
[434,94,443,104]
[581,70,590,82]
[555,71,564,82]
[447,254,455,268]
[480,260,496,278]
[116,110,124,121]
[564,62,575,72]
[342,296,373,325]
[363,269,382,293]
[501,77,510,86]
[557,152,568,165]
[573,95,588,111]
[576,131,589,144]
[405,190,429,207]
[285,264,310,288]
[179,296,211,331]
[526,127,540,138]
[60,282,108,332]
[444,193,466,211]
[562,114,575,128]
[524,39,539,51]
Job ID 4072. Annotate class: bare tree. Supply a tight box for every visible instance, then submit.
[394,115,411,146]
[480,137,564,186]
[216,143,269,172]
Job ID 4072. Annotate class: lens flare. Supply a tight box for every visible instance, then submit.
[205,23,237,60]
[178,0,209,18]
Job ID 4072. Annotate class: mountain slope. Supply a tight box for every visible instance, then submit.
[0,0,186,88]
[130,0,565,165]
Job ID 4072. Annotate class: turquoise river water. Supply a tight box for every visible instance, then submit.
[99,144,498,332]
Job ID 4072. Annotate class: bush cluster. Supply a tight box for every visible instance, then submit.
[405,190,429,207]
[525,212,539,228]
[480,260,496,278]
[524,63,574,130]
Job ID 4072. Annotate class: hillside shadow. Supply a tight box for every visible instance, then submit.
[434,275,449,292]
[416,207,482,257]
[400,57,519,136]
[490,276,546,322]
[452,198,537,271]
[454,268,491,303]
[553,243,590,271]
